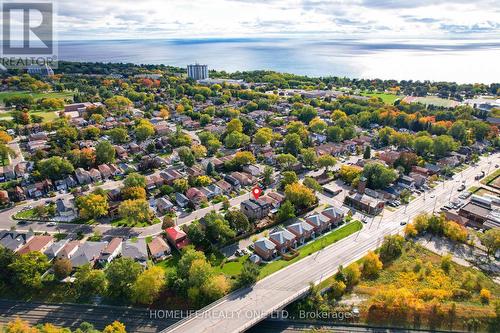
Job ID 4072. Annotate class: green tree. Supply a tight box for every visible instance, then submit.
[276,153,298,170]
[281,171,298,188]
[123,172,146,188]
[178,147,195,167]
[480,228,500,257]
[106,257,142,300]
[298,105,317,124]
[9,252,49,290]
[75,264,107,299]
[378,235,405,263]
[326,126,343,142]
[236,261,260,287]
[107,127,128,143]
[433,135,457,157]
[254,127,274,146]
[362,162,397,189]
[303,177,322,192]
[225,210,250,233]
[284,133,303,156]
[317,155,336,172]
[363,146,371,159]
[300,148,317,168]
[38,157,74,180]
[413,135,434,156]
[262,166,273,185]
[276,200,296,223]
[173,178,189,193]
[95,141,115,165]
[118,199,152,225]
[224,131,250,149]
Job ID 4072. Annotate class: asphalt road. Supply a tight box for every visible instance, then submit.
[161,153,500,333]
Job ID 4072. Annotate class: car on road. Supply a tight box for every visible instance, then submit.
[400,220,407,226]
[457,184,466,191]
[47,222,56,227]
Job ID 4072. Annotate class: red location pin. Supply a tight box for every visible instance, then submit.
[252,186,262,200]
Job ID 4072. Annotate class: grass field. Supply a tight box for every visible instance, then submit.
[408,96,459,108]
[0,91,74,104]
[361,92,401,105]
[481,168,500,186]
[258,220,363,279]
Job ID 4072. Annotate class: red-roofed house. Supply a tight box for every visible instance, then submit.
[165,226,190,250]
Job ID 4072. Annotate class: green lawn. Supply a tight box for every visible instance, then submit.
[0,90,74,104]
[258,220,363,279]
[361,92,401,105]
[110,217,161,228]
[481,168,500,185]
[214,255,249,278]
[14,208,37,219]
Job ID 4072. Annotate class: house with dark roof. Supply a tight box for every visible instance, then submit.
[122,239,148,265]
[287,221,315,244]
[156,197,174,214]
[241,198,272,220]
[321,206,345,227]
[175,192,189,208]
[269,228,297,253]
[70,241,107,268]
[44,239,69,261]
[0,231,34,252]
[305,214,331,234]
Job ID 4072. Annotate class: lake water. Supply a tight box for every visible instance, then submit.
[57,38,500,83]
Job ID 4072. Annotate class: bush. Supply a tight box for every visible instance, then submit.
[480,288,491,304]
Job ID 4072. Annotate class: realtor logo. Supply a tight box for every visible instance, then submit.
[0,2,56,69]
[2,2,53,55]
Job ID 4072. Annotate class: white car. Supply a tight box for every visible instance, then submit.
[47,222,56,227]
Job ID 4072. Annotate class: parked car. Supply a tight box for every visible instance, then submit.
[47,222,56,227]
[457,184,466,191]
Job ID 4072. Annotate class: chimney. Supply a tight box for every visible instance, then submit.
[358,176,367,194]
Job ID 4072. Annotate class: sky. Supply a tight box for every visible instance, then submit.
[36,0,500,40]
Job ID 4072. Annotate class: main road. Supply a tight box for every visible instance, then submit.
[162,153,500,333]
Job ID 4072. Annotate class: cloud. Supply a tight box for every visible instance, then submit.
[7,0,495,39]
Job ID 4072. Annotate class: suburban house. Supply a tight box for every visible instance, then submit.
[0,231,34,252]
[156,197,174,214]
[321,206,345,227]
[56,198,77,220]
[75,168,91,185]
[122,239,148,265]
[287,221,315,244]
[44,239,69,261]
[97,238,123,265]
[215,179,232,194]
[186,188,207,206]
[305,213,331,234]
[57,240,80,259]
[175,192,190,208]
[344,193,385,215]
[253,237,277,261]
[148,236,171,262]
[17,235,53,255]
[70,241,107,268]
[269,228,297,253]
[165,226,190,250]
[241,198,272,220]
